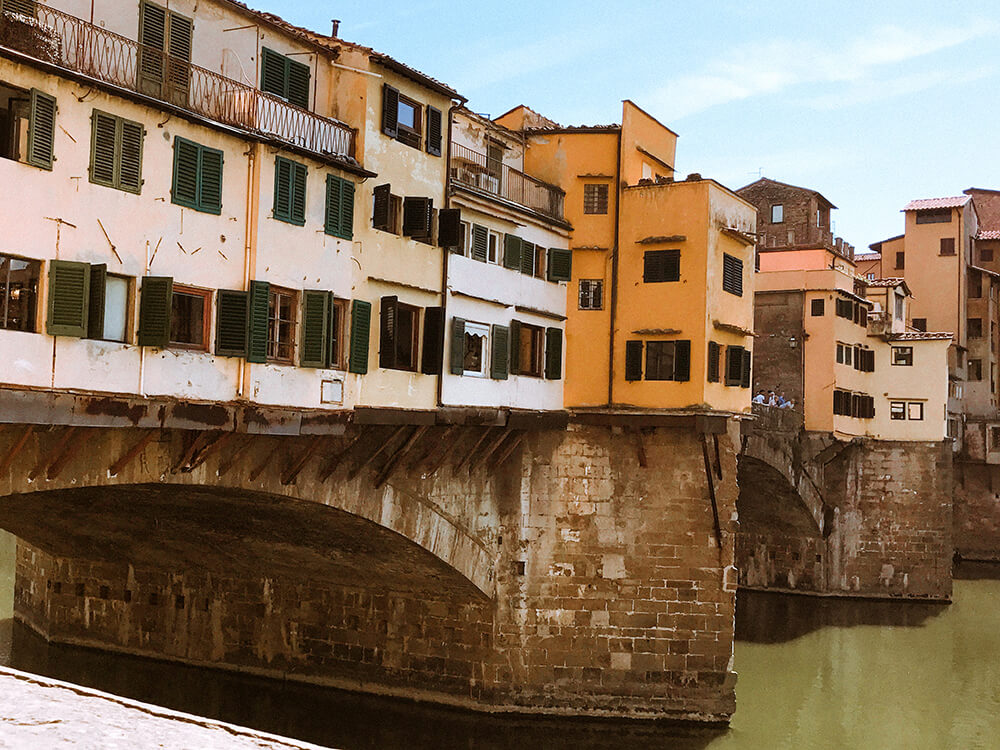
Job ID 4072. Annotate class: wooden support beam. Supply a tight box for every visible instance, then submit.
[406,425,452,471]
[0,425,34,477]
[281,435,325,485]
[217,435,254,478]
[347,425,408,480]
[171,430,209,474]
[454,428,493,472]
[633,427,647,468]
[422,427,469,478]
[108,429,160,477]
[317,432,363,482]
[28,427,78,481]
[488,431,524,471]
[46,428,87,480]
[375,426,428,488]
[701,434,723,549]
[468,429,511,474]
[248,441,277,482]
[184,431,234,473]
[712,433,723,479]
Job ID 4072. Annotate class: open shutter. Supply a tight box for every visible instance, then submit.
[490,325,509,380]
[508,320,521,375]
[674,340,691,382]
[332,177,355,240]
[172,137,199,206]
[199,147,223,213]
[547,248,572,282]
[544,327,563,380]
[27,89,56,170]
[707,341,720,383]
[118,119,144,193]
[425,105,442,156]
[46,260,90,338]
[274,157,291,221]
[449,316,466,375]
[286,57,311,109]
[260,48,287,99]
[291,162,307,224]
[722,254,743,296]
[372,183,391,231]
[421,306,444,375]
[438,208,461,248]
[324,175,341,236]
[520,241,534,276]
[90,111,117,187]
[379,296,398,369]
[215,289,248,357]
[741,349,752,388]
[625,340,643,381]
[165,11,192,105]
[503,234,521,269]
[86,263,107,339]
[137,275,172,347]
[471,224,489,262]
[349,299,371,374]
[381,84,399,138]
[138,0,166,95]
[403,197,432,238]
[245,280,270,363]
[300,290,330,367]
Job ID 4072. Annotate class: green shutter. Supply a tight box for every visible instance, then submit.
[372,183,391,231]
[87,263,107,339]
[625,340,643,381]
[339,179,355,240]
[138,0,166,95]
[215,289,248,357]
[118,119,144,193]
[520,241,534,276]
[471,224,489,262]
[291,162,307,224]
[274,157,306,225]
[544,327,563,380]
[503,234,521,269]
[707,341,720,383]
[491,325,509,380]
[325,175,353,239]
[165,11,192,105]
[137,276,172,347]
[172,137,199,207]
[349,299,371,374]
[27,89,56,170]
[260,48,286,98]
[46,260,90,338]
[199,147,223,214]
[300,290,330,367]
[674,340,691,382]
[379,296,398,369]
[741,349,752,388]
[90,111,117,187]
[246,280,270,363]
[508,319,521,375]
[449,316,466,375]
[547,248,572,282]
[3,1,37,16]
[287,57,311,109]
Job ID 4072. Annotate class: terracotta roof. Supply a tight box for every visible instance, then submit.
[854,251,881,260]
[524,125,621,134]
[866,277,905,287]
[903,196,971,211]
[890,332,954,341]
[978,230,1000,240]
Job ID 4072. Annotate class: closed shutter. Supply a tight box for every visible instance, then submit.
[547,248,572,281]
[859,306,868,327]
[215,289,248,357]
[372,183,391,231]
[725,345,744,385]
[4,1,37,16]
[379,296,398,369]
[172,137,199,207]
[741,349,752,388]
[722,254,743,296]
[625,340,643,381]
[86,263,107,339]
[339,179,355,240]
[348,299,371,374]
[137,275,172,347]
[46,260,90,337]
[544,327,563,380]
[868,349,876,372]
[449,316,466,375]
[27,89,56,170]
[438,208,461,248]
[425,105,442,156]
[260,48,286,99]
[245,280,270,363]
[118,120,144,193]
[286,57,311,109]
[90,111,117,187]
[165,11,192,104]
[324,175,342,237]
[520,241,534,276]
[833,390,842,415]
[491,325,509,380]
[643,250,680,282]
[199,147,223,213]
[508,320,521,374]
[503,233,521,269]
[707,341,720,383]
[673,340,691,382]
[471,224,489,262]
[290,161,307,224]
[421,306,444,375]
[403,197,432,238]
[300,290,330,367]
[381,84,399,138]
[138,1,166,94]
[274,157,306,225]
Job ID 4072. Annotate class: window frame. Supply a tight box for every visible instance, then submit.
[722,253,743,297]
[578,279,604,310]
[328,297,348,370]
[891,346,913,366]
[0,252,40,332]
[643,249,680,283]
[462,320,490,378]
[811,298,825,316]
[770,204,783,223]
[168,284,211,351]
[516,322,545,378]
[267,285,298,364]
[395,93,423,149]
[99,272,133,343]
[583,183,609,215]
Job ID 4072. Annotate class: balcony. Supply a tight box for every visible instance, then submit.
[0,4,356,162]
[450,142,565,222]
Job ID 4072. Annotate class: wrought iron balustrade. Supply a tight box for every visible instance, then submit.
[450,142,564,221]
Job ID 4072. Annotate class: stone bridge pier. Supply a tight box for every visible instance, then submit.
[737,405,953,600]
[0,391,742,722]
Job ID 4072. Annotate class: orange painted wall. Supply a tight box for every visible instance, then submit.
[620,101,677,184]
[759,248,831,272]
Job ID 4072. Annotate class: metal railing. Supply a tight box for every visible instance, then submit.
[0,5,355,160]
[450,142,565,221]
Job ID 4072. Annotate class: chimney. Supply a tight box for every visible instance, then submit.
[331,19,340,37]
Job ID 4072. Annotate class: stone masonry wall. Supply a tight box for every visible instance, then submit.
[752,291,805,406]
[953,460,1000,561]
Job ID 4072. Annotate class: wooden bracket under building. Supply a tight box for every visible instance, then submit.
[468,429,511,474]
[455,428,493,473]
[422,426,469,478]
[633,427,647,468]
[248,439,278,482]
[375,425,428,488]
[488,430,524,471]
[217,434,254,478]
[179,431,233,474]
[318,432,363,483]
[281,435,326,485]
[0,425,34,477]
[347,425,408,480]
[700,433,723,550]
[28,427,82,482]
[108,429,160,477]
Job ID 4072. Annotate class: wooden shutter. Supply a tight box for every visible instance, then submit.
[90,111,117,187]
[425,105,442,156]
[673,340,691,382]
[707,341,720,383]
[722,254,743,296]
[291,161,307,224]
[86,263,107,339]
[547,248,572,282]
[172,137,199,207]
[741,349,752,388]
[286,57,311,109]
[403,197,432,238]
[372,183,391,230]
[833,390,842,415]
[215,289,248,357]
[508,320,521,375]
[520,241,534,276]
[421,306,444,375]
[138,1,166,94]
[260,48,286,99]
[46,260,90,337]
[645,250,681,282]
[381,84,399,138]
[27,89,56,170]
[625,340,643,381]
[245,280,270,363]
[165,11,192,105]
[137,275,172,347]
[503,234,521,269]
[491,325,509,380]
[471,224,489,262]
[274,157,305,224]
[544,327,563,380]
[199,147,223,213]
[300,290,330,367]
[379,295,398,369]
[349,299,371,374]
[438,208,461,248]
[339,179,355,240]
[4,0,37,16]
[449,316,466,375]
[324,175,342,237]
[725,345,743,385]
[118,119,144,193]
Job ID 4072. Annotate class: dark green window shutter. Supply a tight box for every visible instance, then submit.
[172,137,199,207]
[46,260,90,338]
[520,241,535,276]
[215,289,248,357]
[421,306,444,375]
[137,276,172,347]
[426,105,442,156]
[509,320,521,375]
[381,84,399,137]
[625,340,643,381]
[449,316,466,375]
[674,340,691,382]
[643,249,680,283]
[403,197,433,238]
[286,57,311,109]
[246,280,270,363]
[119,120,144,193]
[138,0,166,94]
[349,299,371,374]
[27,89,56,170]
[324,175,342,236]
[503,234,521,269]
[291,161,307,224]
[544,327,563,380]
[274,157,306,225]
[379,295,399,369]
[90,111,117,187]
[261,48,286,99]
[707,341,720,383]
[87,263,107,339]
[471,224,489,262]
[300,290,330,368]
[372,183,391,230]
[339,178,355,240]
[741,349,752,388]
[438,208,461,248]
[199,147,223,213]
[547,248,572,282]
[491,325,509,380]
[165,11,193,104]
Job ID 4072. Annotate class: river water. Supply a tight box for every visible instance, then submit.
[1,529,998,749]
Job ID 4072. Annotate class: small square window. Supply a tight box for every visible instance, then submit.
[0,254,41,332]
[515,323,544,378]
[811,298,825,316]
[940,237,956,256]
[907,402,924,421]
[463,321,490,377]
[891,347,913,366]
[911,318,926,332]
[579,280,604,310]
[890,401,906,420]
[583,183,609,214]
[169,286,210,350]
[770,204,783,223]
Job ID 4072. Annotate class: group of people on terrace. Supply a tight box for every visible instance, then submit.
[752,390,795,409]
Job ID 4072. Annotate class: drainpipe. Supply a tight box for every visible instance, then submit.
[239,140,260,399]
[607,127,623,406]
[437,100,458,408]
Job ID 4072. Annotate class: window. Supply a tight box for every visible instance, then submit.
[770,204,783,223]
[866,273,875,281]
[460,321,489,377]
[817,209,823,228]
[266,287,296,362]
[891,346,913,366]
[895,252,905,270]
[96,273,130,342]
[969,318,983,338]
[981,247,994,263]
[402,196,434,242]
[324,175,355,239]
[579,279,604,310]
[835,390,874,418]
[836,342,853,366]
[969,273,983,299]
[912,318,927,332]
[894,294,905,319]
[990,426,1000,452]
[722,253,743,296]
[643,250,680,283]
[533,244,546,279]
[584,184,609,214]
[273,156,307,225]
[372,185,403,234]
[260,47,310,109]
[811,298,825,316]
[890,401,906,420]
[396,95,421,147]
[940,237,956,256]
[1,1,37,17]
[327,298,348,369]
[512,322,544,378]
[379,297,420,371]
[947,418,961,440]
[171,137,223,214]
[0,83,55,169]
[970,359,983,381]
[890,401,925,421]
[90,110,144,193]
[835,297,853,319]
[645,340,691,381]
[488,231,499,263]
[0,254,40,332]
[486,140,503,180]
[725,345,751,388]
[169,285,210,350]
[915,208,951,224]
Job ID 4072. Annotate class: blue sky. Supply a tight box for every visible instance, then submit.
[265,0,999,248]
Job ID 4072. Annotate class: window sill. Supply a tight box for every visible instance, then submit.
[273,214,306,227]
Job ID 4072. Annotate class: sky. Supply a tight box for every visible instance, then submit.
[262,0,999,249]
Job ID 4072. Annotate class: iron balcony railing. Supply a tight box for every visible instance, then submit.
[450,142,565,221]
[0,5,356,161]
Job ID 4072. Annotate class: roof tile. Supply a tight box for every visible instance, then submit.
[903,196,971,211]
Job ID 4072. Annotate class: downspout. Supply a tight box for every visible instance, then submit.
[607,127,623,406]
[239,140,260,399]
[437,100,458,408]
